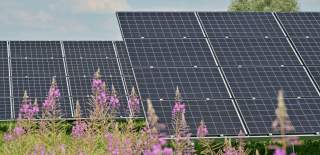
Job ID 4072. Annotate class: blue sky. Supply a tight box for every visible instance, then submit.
[0,0,319,40]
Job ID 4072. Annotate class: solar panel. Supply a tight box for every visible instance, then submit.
[125,38,216,67]
[307,66,320,88]
[63,41,116,59]
[0,41,7,58]
[291,38,320,66]
[117,12,204,38]
[68,77,129,117]
[11,58,65,77]
[12,77,69,98]
[237,98,320,135]
[133,67,229,100]
[0,98,12,120]
[209,38,301,66]
[150,99,243,136]
[277,12,320,38]
[223,66,319,99]
[66,58,120,77]
[198,12,284,38]
[10,41,63,58]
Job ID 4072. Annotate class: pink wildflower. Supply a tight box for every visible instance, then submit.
[197,120,208,137]
[3,133,14,142]
[172,101,185,115]
[72,121,87,138]
[109,95,120,109]
[163,148,173,155]
[274,147,286,155]
[128,87,140,116]
[13,126,25,137]
[42,78,60,111]
[19,92,39,119]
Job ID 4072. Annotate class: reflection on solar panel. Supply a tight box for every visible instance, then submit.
[151,99,243,136]
[117,12,204,38]
[198,12,284,38]
[125,38,216,67]
[237,98,320,134]
[223,66,319,99]
[209,38,301,66]
[277,12,320,38]
[134,67,229,100]
[291,38,320,66]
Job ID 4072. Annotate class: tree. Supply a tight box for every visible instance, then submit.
[228,0,299,12]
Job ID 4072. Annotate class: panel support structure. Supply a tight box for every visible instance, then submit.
[7,41,14,119]
[60,41,74,117]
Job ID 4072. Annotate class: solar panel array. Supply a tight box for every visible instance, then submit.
[1,12,320,137]
[0,41,139,119]
[117,12,320,136]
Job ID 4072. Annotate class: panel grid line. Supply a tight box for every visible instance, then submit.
[112,41,133,117]
[60,41,74,117]
[7,41,14,119]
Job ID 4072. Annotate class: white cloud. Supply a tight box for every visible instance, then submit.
[72,0,129,12]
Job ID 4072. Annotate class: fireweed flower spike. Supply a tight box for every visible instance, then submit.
[19,91,39,119]
[109,84,120,110]
[197,120,208,137]
[92,69,109,107]
[72,101,87,138]
[271,90,300,155]
[42,78,60,112]
[128,87,140,116]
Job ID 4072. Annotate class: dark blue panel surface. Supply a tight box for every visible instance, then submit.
[117,12,204,38]
[277,12,320,38]
[149,99,243,136]
[198,12,284,38]
[237,98,320,135]
[0,77,10,97]
[308,66,320,88]
[133,67,229,100]
[125,38,216,67]
[223,66,318,99]
[0,98,11,120]
[66,58,120,77]
[12,77,69,98]
[209,38,300,66]
[291,38,320,66]
[0,41,7,58]
[63,41,116,59]
[10,41,63,58]
[11,58,65,77]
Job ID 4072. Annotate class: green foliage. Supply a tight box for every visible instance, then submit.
[228,0,299,12]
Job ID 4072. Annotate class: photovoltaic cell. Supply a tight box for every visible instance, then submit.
[10,41,63,58]
[117,12,204,38]
[12,77,69,98]
[63,41,116,59]
[237,98,320,135]
[223,66,319,99]
[209,38,301,66]
[0,98,11,120]
[114,41,138,93]
[308,66,320,88]
[66,58,120,77]
[125,38,216,67]
[198,12,284,38]
[0,41,7,58]
[277,12,320,38]
[11,58,65,77]
[149,99,243,136]
[133,67,229,100]
[291,38,320,66]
